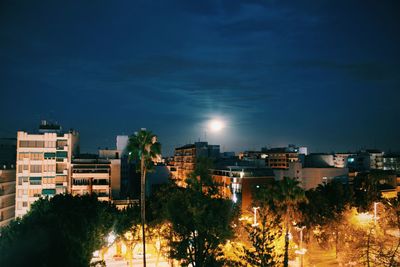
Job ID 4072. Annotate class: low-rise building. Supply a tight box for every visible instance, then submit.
[274,162,349,190]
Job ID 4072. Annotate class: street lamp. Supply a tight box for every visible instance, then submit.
[252,207,260,227]
[374,202,380,225]
[295,226,307,267]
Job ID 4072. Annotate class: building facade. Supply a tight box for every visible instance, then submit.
[383,153,400,174]
[71,159,117,202]
[173,142,220,186]
[347,150,384,171]
[264,148,300,169]
[15,125,79,217]
[274,162,349,190]
[211,167,275,213]
[0,169,16,227]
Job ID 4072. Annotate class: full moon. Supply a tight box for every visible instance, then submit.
[209,119,224,132]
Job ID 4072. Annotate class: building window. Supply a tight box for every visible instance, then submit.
[30,177,42,185]
[19,140,44,148]
[56,140,68,149]
[18,153,29,160]
[44,152,56,159]
[45,141,56,148]
[30,165,42,173]
[22,201,28,207]
[56,151,68,158]
[30,153,43,160]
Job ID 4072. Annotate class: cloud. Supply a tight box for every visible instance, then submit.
[288,60,400,82]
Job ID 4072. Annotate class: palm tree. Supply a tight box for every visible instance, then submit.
[274,177,307,267]
[127,129,161,267]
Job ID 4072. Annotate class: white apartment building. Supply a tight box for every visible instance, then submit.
[15,126,79,217]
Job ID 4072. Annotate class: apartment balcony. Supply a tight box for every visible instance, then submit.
[0,203,15,212]
[72,179,109,186]
[56,169,68,175]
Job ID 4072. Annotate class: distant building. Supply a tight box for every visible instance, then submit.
[211,166,275,213]
[0,168,16,227]
[383,153,400,174]
[305,153,334,168]
[367,149,384,170]
[274,162,349,190]
[264,147,300,169]
[238,151,266,161]
[347,150,384,171]
[173,142,220,186]
[333,153,353,168]
[116,135,129,154]
[220,152,236,158]
[15,121,79,217]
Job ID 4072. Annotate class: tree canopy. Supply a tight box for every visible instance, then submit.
[0,194,121,267]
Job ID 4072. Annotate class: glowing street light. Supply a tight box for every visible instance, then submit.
[107,232,116,246]
[252,207,260,227]
[374,202,380,225]
[356,212,374,227]
[295,226,307,267]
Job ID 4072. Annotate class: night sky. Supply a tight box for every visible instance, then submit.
[1,1,399,155]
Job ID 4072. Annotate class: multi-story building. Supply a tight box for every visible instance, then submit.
[15,122,79,217]
[211,166,275,213]
[173,142,220,186]
[0,168,16,227]
[264,147,300,169]
[367,149,384,170]
[347,150,384,171]
[383,153,400,174]
[71,159,120,202]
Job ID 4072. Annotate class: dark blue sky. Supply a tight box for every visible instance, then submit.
[1,0,399,155]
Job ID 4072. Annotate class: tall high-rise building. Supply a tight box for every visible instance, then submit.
[15,122,79,217]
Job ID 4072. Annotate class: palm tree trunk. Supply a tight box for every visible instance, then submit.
[141,156,147,267]
[284,209,289,267]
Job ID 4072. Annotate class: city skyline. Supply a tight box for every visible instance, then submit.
[1,1,400,155]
